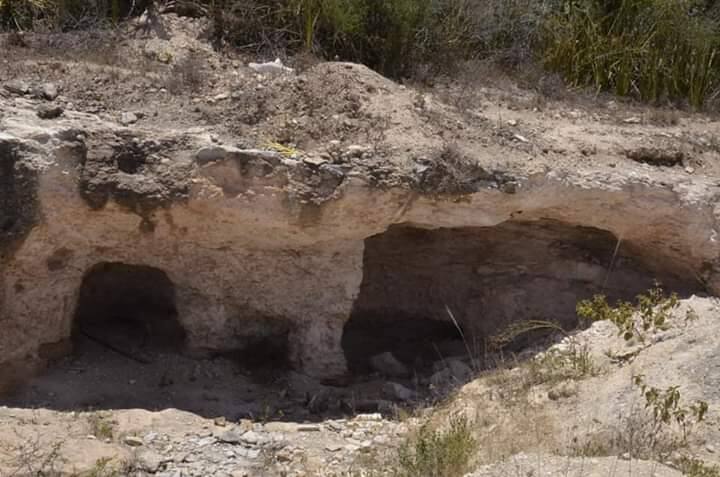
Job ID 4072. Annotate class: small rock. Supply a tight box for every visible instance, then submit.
[36,105,63,119]
[382,382,416,402]
[506,119,518,126]
[40,82,58,100]
[685,166,695,174]
[123,435,144,447]
[345,144,370,158]
[197,145,231,163]
[137,450,164,472]
[325,444,343,452]
[707,445,716,453]
[240,430,265,445]
[3,80,30,95]
[303,156,327,167]
[248,58,294,76]
[214,92,230,101]
[355,413,383,421]
[430,358,473,387]
[297,425,321,432]
[214,416,227,427]
[237,448,261,459]
[120,112,138,125]
[369,352,409,378]
[623,116,642,124]
[218,429,246,444]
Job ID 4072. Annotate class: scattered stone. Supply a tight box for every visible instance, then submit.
[430,358,473,387]
[345,144,370,158]
[355,413,383,421]
[626,147,684,167]
[369,352,409,378]
[40,83,59,101]
[239,430,264,445]
[325,444,343,452]
[218,429,246,444]
[123,435,144,447]
[36,105,64,119]
[382,382,416,402]
[297,425,321,432]
[303,156,327,167]
[120,111,138,125]
[623,116,642,124]
[237,447,261,459]
[214,416,227,427]
[137,450,165,472]
[144,432,159,444]
[248,58,294,76]
[506,119,518,126]
[3,80,30,95]
[197,145,232,163]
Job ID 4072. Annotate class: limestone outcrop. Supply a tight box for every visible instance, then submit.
[2,62,720,389]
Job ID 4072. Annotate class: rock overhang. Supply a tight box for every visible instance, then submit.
[1,93,719,390]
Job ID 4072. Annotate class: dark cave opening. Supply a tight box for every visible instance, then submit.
[344,220,698,373]
[72,262,186,355]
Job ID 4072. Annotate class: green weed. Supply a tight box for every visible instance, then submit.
[394,414,476,477]
[576,283,679,342]
[541,0,720,108]
[633,374,708,443]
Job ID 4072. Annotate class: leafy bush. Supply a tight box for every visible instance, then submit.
[633,374,708,443]
[541,0,720,107]
[576,283,679,342]
[676,456,720,477]
[395,414,476,477]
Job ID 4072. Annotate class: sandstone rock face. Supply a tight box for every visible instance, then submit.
[1,84,719,389]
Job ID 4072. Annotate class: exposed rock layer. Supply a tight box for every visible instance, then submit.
[2,71,720,389]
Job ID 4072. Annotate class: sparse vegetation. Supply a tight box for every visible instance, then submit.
[5,0,720,105]
[393,414,476,477]
[84,456,129,477]
[633,374,708,444]
[542,0,720,108]
[676,456,720,477]
[576,283,679,342]
[87,412,116,440]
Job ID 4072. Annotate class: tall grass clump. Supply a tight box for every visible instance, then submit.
[1,0,129,31]
[394,414,476,477]
[541,0,720,107]
[221,0,483,77]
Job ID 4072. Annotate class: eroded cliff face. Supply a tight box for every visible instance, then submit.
[2,62,720,390]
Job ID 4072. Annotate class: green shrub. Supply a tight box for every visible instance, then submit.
[576,283,679,342]
[676,456,720,477]
[394,414,476,477]
[541,0,720,107]
[633,374,709,443]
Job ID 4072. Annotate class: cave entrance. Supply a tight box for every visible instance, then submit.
[342,315,464,375]
[345,220,697,375]
[72,262,185,357]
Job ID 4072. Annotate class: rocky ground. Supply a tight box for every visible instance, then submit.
[3,11,720,477]
[2,295,720,476]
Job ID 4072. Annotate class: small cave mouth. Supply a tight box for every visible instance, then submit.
[344,220,700,377]
[342,314,464,375]
[72,262,186,356]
